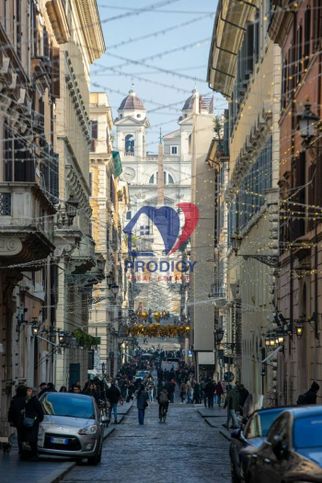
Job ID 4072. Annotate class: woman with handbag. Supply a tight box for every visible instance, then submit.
[136,384,149,425]
[8,385,44,460]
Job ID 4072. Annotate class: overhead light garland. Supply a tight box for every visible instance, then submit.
[127,323,191,338]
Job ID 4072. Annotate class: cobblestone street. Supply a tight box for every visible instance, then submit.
[63,404,230,483]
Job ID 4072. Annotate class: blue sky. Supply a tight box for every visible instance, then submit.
[91,0,224,152]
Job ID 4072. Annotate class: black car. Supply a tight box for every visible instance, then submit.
[243,406,322,483]
[230,407,289,482]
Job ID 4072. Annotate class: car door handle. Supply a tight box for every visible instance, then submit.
[264,458,271,464]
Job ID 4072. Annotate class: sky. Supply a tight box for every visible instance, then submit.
[91,0,224,153]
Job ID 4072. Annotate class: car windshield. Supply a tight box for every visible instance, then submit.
[294,415,322,449]
[41,393,95,419]
[260,410,286,437]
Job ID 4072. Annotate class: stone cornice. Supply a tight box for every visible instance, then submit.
[75,0,106,64]
[46,0,70,44]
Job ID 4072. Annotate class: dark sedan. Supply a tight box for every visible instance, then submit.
[230,407,288,482]
[243,406,322,483]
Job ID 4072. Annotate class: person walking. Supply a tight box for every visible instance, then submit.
[204,379,215,409]
[224,385,240,429]
[106,380,122,424]
[215,381,224,407]
[180,381,187,403]
[157,386,169,423]
[137,384,149,425]
[297,381,320,405]
[8,385,44,460]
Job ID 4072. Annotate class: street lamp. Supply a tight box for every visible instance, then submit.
[31,323,39,336]
[295,322,304,338]
[297,102,319,144]
[111,283,119,296]
[66,194,79,226]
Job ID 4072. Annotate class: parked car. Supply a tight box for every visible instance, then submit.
[242,406,322,483]
[230,407,289,482]
[38,392,104,464]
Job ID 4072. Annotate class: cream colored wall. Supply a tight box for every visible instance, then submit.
[191,115,215,353]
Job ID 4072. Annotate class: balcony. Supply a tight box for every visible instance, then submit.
[0,183,55,267]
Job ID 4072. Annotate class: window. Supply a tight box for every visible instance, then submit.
[170,145,178,155]
[313,0,322,52]
[304,8,311,69]
[139,225,150,236]
[91,120,98,139]
[15,0,21,59]
[149,171,174,184]
[125,134,135,155]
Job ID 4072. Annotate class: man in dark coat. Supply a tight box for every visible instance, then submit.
[106,381,122,424]
[8,385,44,459]
[297,381,320,405]
[136,384,149,425]
[204,380,215,408]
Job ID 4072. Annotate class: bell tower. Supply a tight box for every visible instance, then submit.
[114,89,150,160]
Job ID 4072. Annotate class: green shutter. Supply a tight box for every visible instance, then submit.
[112,150,123,177]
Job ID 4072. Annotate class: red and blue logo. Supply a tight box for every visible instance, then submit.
[123,202,199,257]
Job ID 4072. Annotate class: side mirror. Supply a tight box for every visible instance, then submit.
[231,428,242,440]
[272,435,289,459]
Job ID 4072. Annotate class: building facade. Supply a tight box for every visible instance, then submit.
[89,91,129,378]
[269,0,322,404]
[208,0,281,404]
[52,0,105,389]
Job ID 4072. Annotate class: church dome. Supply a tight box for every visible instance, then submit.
[118,89,145,111]
[182,89,210,111]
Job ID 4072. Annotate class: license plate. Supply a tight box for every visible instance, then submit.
[50,437,69,445]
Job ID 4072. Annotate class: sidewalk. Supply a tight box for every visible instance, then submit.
[196,406,232,441]
[0,401,133,483]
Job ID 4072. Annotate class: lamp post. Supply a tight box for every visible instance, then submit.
[297,102,319,146]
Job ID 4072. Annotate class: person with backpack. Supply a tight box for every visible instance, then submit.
[297,381,320,405]
[8,385,44,460]
[158,385,169,423]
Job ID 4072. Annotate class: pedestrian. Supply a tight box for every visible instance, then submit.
[147,380,155,402]
[46,382,56,392]
[166,378,176,403]
[59,385,67,392]
[106,380,122,424]
[8,385,44,460]
[71,384,81,393]
[157,385,169,423]
[204,379,215,408]
[192,382,201,404]
[136,383,149,425]
[297,381,320,405]
[180,381,187,403]
[38,382,47,397]
[215,381,224,407]
[186,380,193,404]
[223,385,240,429]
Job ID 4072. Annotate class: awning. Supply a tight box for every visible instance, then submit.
[261,345,282,364]
[112,150,122,177]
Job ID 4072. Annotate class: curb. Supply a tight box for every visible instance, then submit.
[38,462,76,483]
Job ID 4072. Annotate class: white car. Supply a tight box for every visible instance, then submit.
[38,392,104,464]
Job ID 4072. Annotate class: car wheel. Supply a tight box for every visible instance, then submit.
[87,442,102,465]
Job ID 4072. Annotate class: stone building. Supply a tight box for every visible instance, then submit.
[52,1,105,389]
[269,0,322,404]
[89,92,129,378]
[208,0,281,404]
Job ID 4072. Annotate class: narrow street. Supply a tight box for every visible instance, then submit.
[63,404,230,483]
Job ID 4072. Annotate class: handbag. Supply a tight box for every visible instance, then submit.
[144,401,148,409]
[22,416,36,429]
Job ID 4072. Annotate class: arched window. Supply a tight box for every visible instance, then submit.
[125,134,135,155]
[149,171,174,184]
